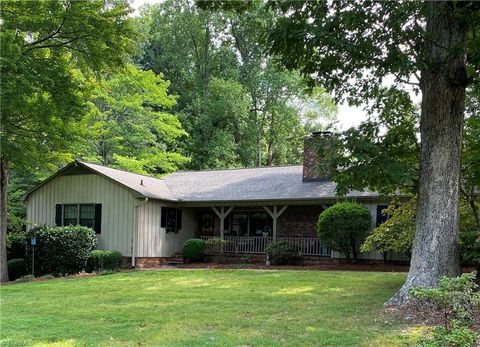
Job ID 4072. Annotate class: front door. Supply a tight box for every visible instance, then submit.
[231,212,248,236]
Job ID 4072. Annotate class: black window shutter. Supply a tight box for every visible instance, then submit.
[161,207,167,228]
[55,204,62,226]
[376,205,388,226]
[176,209,182,230]
[94,204,102,234]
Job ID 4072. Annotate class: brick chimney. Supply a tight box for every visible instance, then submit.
[302,131,332,182]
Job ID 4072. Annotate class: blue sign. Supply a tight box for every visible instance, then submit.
[31,237,36,246]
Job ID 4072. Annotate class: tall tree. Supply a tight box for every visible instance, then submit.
[267,1,480,303]
[0,0,135,282]
[138,0,337,169]
[80,65,189,175]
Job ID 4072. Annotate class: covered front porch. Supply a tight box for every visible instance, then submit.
[192,204,331,257]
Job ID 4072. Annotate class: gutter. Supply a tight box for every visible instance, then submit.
[132,197,149,268]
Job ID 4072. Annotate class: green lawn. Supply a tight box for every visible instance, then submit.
[0,270,415,347]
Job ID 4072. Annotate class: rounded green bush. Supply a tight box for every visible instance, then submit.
[317,202,372,262]
[26,226,97,276]
[103,250,123,270]
[86,250,105,272]
[183,239,206,262]
[87,250,123,272]
[7,258,27,281]
[266,240,299,265]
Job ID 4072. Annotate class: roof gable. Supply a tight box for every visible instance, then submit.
[22,160,175,202]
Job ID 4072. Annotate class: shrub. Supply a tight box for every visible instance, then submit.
[205,237,228,255]
[87,250,104,272]
[6,231,27,260]
[266,240,300,265]
[318,202,372,262]
[86,250,123,272]
[410,274,480,347]
[7,259,27,281]
[361,198,478,263]
[183,239,206,262]
[26,226,97,276]
[361,198,415,259]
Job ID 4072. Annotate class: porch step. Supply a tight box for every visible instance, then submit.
[163,256,184,265]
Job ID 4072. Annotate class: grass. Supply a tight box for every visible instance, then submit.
[0,269,416,347]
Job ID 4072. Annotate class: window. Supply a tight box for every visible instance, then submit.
[161,207,182,233]
[79,205,95,229]
[63,204,78,226]
[55,203,102,234]
[376,205,389,226]
[200,211,214,234]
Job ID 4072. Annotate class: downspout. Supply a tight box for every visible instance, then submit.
[132,197,149,268]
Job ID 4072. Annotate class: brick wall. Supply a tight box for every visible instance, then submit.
[277,205,325,238]
[302,131,332,181]
[135,257,164,268]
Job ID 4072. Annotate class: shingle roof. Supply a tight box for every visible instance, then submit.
[80,160,380,203]
[23,160,381,203]
[78,161,176,201]
[163,166,379,202]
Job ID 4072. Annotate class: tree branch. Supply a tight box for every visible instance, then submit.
[23,17,66,48]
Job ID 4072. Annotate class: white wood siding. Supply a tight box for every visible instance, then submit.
[26,174,137,256]
[136,200,194,257]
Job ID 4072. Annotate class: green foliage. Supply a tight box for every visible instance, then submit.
[26,226,97,276]
[417,324,478,347]
[362,198,479,260]
[460,231,480,267]
[321,89,420,196]
[185,77,252,169]
[7,259,27,281]
[266,240,300,265]
[6,231,26,260]
[362,198,416,257]
[268,2,479,105]
[183,239,206,262]
[317,202,372,262]
[87,250,123,272]
[1,0,136,281]
[410,274,480,347]
[80,65,189,175]
[137,0,337,169]
[205,237,229,255]
[1,0,136,172]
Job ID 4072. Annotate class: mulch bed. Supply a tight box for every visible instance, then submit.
[175,262,411,272]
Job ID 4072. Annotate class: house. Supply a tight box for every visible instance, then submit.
[22,132,404,267]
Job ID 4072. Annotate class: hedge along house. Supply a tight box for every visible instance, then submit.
[22,132,403,267]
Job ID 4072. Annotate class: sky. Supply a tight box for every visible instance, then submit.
[130,0,370,130]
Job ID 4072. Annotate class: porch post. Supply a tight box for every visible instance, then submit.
[272,206,277,240]
[212,206,234,240]
[220,207,225,240]
[263,205,288,240]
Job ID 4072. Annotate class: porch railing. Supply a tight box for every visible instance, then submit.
[198,236,330,257]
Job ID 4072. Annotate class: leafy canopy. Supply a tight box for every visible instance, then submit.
[136,0,338,169]
[1,0,136,171]
[79,65,189,175]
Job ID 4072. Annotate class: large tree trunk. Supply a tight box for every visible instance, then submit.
[387,2,468,305]
[0,158,9,282]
